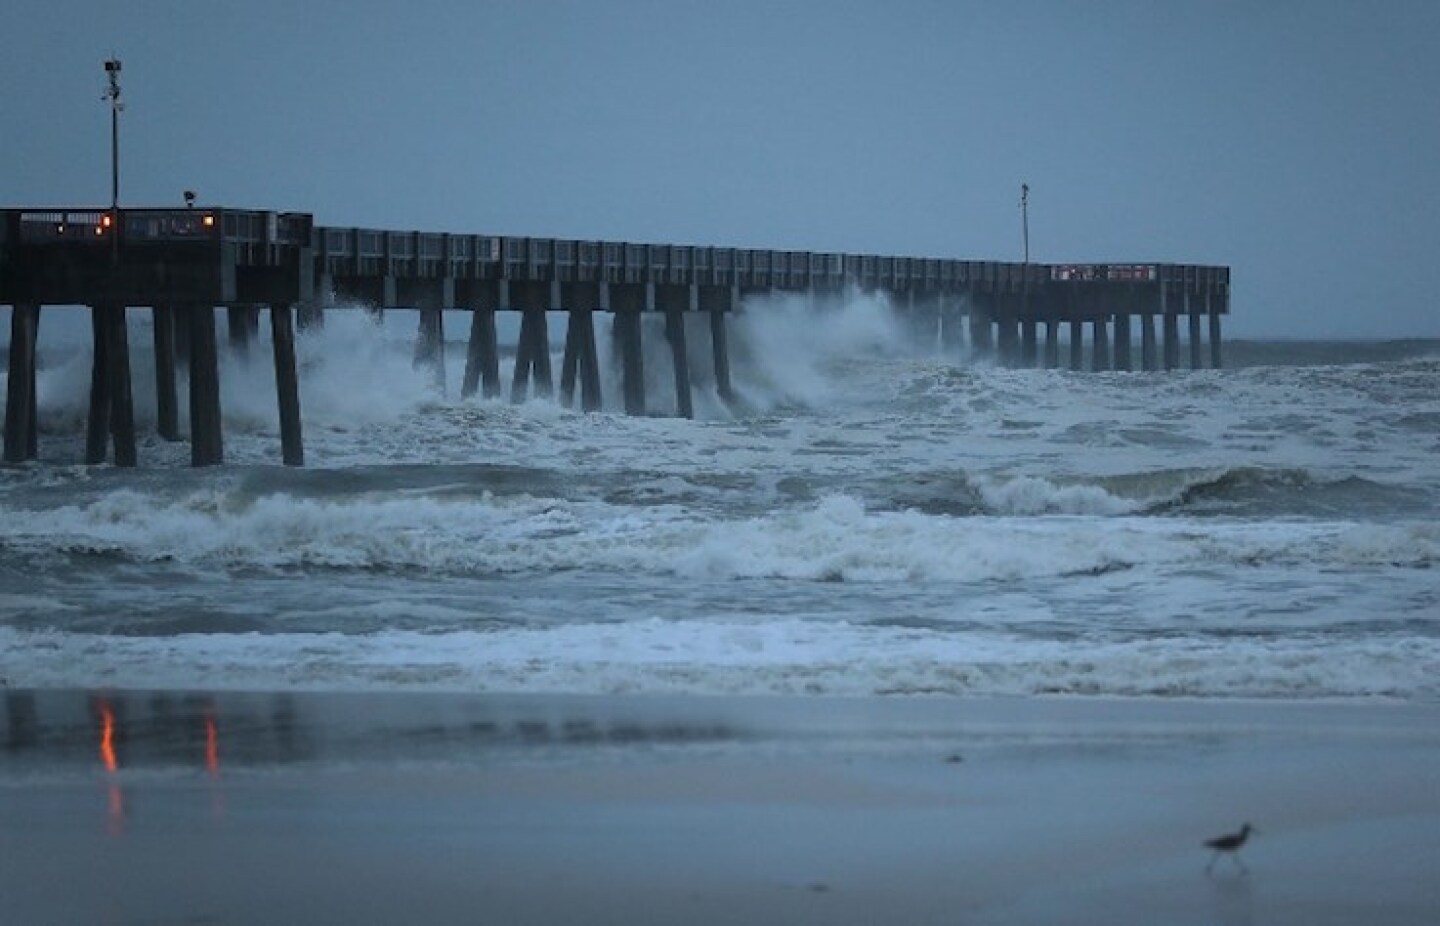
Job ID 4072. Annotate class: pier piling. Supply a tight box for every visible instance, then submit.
[271,303,303,466]
[665,309,694,419]
[3,303,40,463]
[188,306,223,467]
[461,309,501,400]
[152,305,180,442]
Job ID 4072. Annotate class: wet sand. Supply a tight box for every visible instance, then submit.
[3,691,1438,925]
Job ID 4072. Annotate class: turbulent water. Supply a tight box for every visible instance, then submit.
[2,297,1437,701]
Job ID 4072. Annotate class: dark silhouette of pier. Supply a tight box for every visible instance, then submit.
[1,206,1229,467]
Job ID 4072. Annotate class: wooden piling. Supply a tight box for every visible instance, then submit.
[3,303,40,463]
[188,306,224,467]
[102,305,137,468]
[664,310,693,419]
[152,306,180,441]
[271,303,304,466]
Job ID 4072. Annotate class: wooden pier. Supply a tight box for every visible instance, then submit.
[1,206,1230,467]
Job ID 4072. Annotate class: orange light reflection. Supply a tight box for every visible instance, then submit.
[99,702,118,773]
[205,714,221,778]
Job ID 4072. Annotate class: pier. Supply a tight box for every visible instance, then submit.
[2,206,1229,467]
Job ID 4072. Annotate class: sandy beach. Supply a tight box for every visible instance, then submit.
[2,691,1438,925]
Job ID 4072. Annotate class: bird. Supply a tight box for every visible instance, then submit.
[1204,822,1255,873]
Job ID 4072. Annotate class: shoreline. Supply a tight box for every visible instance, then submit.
[4,689,1439,924]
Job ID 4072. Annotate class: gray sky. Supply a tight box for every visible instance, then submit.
[4,0,1437,337]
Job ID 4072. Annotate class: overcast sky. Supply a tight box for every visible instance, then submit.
[4,0,1437,337]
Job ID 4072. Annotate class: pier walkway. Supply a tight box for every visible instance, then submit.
[2,206,1229,467]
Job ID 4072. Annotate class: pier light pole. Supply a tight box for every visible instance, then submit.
[1020,182,1030,264]
[103,58,123,210]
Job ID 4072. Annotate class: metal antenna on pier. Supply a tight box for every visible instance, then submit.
[103,58,124,210]
[1020,182,1030,264]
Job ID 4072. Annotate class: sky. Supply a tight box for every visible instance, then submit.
[3,0,1437,338]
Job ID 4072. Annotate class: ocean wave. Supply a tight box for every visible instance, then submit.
[4,623,1436,701]
[3,489,1436,581]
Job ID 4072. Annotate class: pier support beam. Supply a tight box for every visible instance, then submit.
[1091,317,1110,372]
[996,317,1020,367]
[1189,312,1204,370]
[1163,313,1180,371]
[3,303,41,463]
[614,310,646,416]
[461,309,501,400]
[560,309,603,412]
[1140,314,1157,372]
[1113,315,1132,372]
[510,310,553,403]
[1043,319,1060,369]
[664,310,694,419]
[226,306,259,360]
[1209,308,1223,370]
[152,306,180,442]
[1069,320,1084,371]
[271,303,304,466]
[84,305,136,467]
[711,307,733,405]
[188,306,224,467]
[968,310,993,358]
[415,309,447,394]
[1020,320,1039,368]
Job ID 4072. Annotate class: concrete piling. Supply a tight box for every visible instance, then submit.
[1091,317,1110,372]
[1189,311,1204,370]
[1141,314,1157,371]
[614,310,646,416]
[510,309,552,403]
[152,305,180,441]
[415,309,447,394]
[664,310,694,419]
[3,303,40,463]
[461,309,501,400]
[1113,314,1132,372]
[1209,308,1223,370]
[188,306,224,467]
[271,303,304,466]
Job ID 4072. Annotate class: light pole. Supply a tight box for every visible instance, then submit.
[103,58,123,210]
[1020,182,1030,264]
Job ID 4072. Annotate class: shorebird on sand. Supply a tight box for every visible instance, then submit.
[1204,823,1255,873]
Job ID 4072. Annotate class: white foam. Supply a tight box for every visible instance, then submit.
[4,622,1435,700]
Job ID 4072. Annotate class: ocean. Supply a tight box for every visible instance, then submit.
[2,298,1437,702]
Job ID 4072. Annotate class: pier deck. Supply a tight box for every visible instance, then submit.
[2,206,1229,467]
